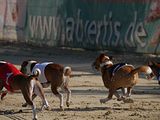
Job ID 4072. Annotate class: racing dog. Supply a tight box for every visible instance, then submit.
[20,60,72,110]
[148,60,160,85]
[92,53,152,103]
[0,61,49,120]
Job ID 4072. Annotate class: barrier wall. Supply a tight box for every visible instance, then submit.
[0,0,27,41]
[0,0,160,54]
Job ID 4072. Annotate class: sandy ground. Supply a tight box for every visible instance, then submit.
[0,43,160,120]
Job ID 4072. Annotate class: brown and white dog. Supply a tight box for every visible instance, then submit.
[0,61,49,120]
[92,54,152,103]
[148,60,160,85]
[20,60,72,110]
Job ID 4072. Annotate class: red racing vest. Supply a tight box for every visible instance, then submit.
[0,62,22,92]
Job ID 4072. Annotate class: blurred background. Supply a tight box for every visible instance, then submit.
[0,0,160,54]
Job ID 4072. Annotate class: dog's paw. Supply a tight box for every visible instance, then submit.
[123,98,134,103]
[100,98,107,104]
[33,118,38,120]
[45,106,50,111]
[66,101,70,107]
[41,105,50,111]
[22,103,28,107]
[100,98,112,104]
[60,106,64,111]
[117,96,124,101]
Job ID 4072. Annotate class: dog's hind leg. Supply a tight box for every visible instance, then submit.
[114,90,125,101]
[22,94,37,107]
[61,76,71,107]
[100,89,115,104]
[21,85,37,120]
[63,86,71,107]
[33,80,49,111]
[51,85,64,110]
[126,87,132,97]
[0,80,7,100]
[121,88,127,96]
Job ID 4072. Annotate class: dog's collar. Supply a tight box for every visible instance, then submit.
[100,61,113,68]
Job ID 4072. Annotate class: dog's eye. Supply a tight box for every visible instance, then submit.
[104,58,109,61]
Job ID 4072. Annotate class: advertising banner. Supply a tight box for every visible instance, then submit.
[25,0,160,53]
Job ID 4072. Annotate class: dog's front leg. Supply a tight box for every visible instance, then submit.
[114,91,125,101]
[100,89,115,104]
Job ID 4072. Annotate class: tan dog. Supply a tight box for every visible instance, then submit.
[92,54,152,103]
[0,61,48,120]
[20,60,72,110]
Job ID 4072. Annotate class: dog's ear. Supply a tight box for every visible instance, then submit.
[21,61,28,67]
[99,53,106,62]
[99,53,106,58]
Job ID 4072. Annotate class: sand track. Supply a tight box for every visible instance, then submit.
[0,43,160,120]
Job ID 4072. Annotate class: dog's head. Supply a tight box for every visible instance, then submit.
[92,53,113,71]
[20,60,38,75]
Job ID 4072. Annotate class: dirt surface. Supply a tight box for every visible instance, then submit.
[0,43,160,120]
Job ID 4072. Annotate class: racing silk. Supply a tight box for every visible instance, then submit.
[0,61,22,91]
[108,63,127,76]
[107,63,134,81]
[32,62,53,84]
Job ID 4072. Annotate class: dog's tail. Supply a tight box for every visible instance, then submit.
[63,66,72,77]
[29,68,41,78]
[130,65,152,76]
